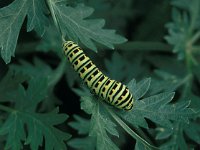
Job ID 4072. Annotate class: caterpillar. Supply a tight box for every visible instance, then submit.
[63,41,134,110]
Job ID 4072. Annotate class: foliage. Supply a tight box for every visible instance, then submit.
[0,0,200,150]
[0,75,70,150]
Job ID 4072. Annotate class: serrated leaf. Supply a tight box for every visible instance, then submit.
[0,108,70,150]
[128,78,151,100]
[0,70,28,102]
[68,115,90,134]
[0,0,49,63]
[135,93,193,127]
[165,0,200,60]
[80,96,119,150]
[53,2,127,51]
[0,77,70,150]
[0,113,26,150]
[25,108,70,150]
[10,57,53,80]
[6,77,48,111]
[121,79,196,128]
[158,122,188,150]
[165,8,190,60]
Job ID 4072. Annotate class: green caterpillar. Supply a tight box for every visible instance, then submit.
[63,41,134,110]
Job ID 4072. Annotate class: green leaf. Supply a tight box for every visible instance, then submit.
[53,2,127,51]
[80,96,120,150]
[104,52,128,81]
[128,78,151,100]
[68,115,96,150]
[165,0,200,60]
[0,0,49,63]
[157,122,188,150]
[7,77,48,111]
[10,58,65,110]
[10,57,53,79]
[68,114,90,134]
[165,8,190,59]
[156,127,173,140]
[0,77,70,150]
[36,24,62,55]
[68,137,96,150]
[0,108,70,150]
[0,70,28,102]
[184,122,200,144]
[121,79,196,128]
[157,120,200,149]
[0,113,26,150]
[25,108,70,150]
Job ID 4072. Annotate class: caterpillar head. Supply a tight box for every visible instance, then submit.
[63,41,77,55]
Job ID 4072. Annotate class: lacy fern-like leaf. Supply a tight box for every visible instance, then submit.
[80,96,120,150]
[52,2,127,51]
[0,77,70,150]
[120,78,195,128]
[156,121,200,149]
[0,0,49,63]
[68,115,96,150]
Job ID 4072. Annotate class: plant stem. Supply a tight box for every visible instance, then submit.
[0,104,14,113]
[189,31,200,46]
[108,109,159,150]
[46,0,65,42]
[48,59,66,87]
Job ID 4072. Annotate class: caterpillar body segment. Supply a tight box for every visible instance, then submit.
[63,41,134,110]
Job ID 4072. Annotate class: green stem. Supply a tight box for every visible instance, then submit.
[48,59,66,87]
[116,41,172,52]
[46,0,65,42]
[108,109,159,150]
[189,31,200,46]
[0,104,15,113]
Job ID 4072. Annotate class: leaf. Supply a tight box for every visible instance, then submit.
[121,79,196,128]
[10,58,65,111]
[0,108,70,150]
[157,122,189,150]
[68,137,96,150]
[68,114,90,134]
[128,78,151,100]
[36,24,62,55]
[165,8,190,59]
[0,0,49,63]
[165,0,200,60]
[80,96,120,150]
[68,115,96,150]
[0,77,70,150]
[53,2,127,51]
[10,57,53,79]
[104,52,128,81]
[25,108,70,150]
[184,122,200,144]
[156,127,173,140]
[7,77,48,111]
[0,70,28,102]
[0,113,26,150]
[160,119,200,149]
